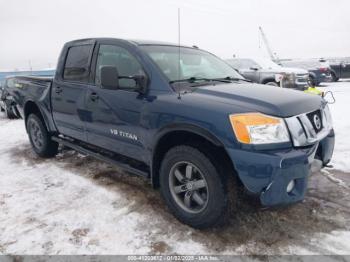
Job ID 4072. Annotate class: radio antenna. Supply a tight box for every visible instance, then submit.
[177,7,181,99]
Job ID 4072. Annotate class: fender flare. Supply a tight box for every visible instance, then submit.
[152,123,224,150]
[150,123,226,187]
[261,77,277,85]
[23,100,50,132]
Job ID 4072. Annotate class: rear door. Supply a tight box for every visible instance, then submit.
[84,42,149,163]
[51,42,94,141]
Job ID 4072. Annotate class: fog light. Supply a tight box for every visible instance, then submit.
[287,180,295,193]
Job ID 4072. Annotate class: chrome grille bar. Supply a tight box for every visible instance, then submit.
[285,105,333,147]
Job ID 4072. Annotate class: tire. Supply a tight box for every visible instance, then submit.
[308,76,316,87]
[26,114,58,158]
[331,72,339,82]
[4,102,17,119]
[265,81,279,86]
[159,145,229,229]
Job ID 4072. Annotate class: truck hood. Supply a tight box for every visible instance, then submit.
[191,83,323,118]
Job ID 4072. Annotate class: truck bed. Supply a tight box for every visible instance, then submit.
[8,75,54,128]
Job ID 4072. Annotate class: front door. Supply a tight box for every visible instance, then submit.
[85,44,149,163]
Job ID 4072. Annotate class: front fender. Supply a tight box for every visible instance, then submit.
[153,122,224,149]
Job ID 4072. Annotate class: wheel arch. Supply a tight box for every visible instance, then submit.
[261,77,277,85]
[23,100,48,131]
[151,124,238,188]
[308,72,316,79]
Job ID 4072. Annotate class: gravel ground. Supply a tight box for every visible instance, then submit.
[0,81,349,255]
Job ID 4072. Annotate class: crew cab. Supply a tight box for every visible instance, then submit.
[226,58,310,90]
[10,38,335,228]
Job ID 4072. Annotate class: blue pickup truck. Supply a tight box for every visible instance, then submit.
[9,38,335,228]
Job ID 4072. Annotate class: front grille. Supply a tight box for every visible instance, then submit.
[296,74,309,78]
[285,106,333,147]
[295,74,309,84]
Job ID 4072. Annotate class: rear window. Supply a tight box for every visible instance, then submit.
[63,45,93,82]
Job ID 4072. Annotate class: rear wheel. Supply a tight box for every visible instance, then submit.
[4,102,17,119]
[159,145,230,228]
[331,72,339,82]
[27,114,58,158]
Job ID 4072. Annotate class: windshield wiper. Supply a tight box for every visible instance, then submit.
[212,76,252,83]
[169,77,235,84]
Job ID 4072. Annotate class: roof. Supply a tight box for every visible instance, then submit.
[66,38,193,48]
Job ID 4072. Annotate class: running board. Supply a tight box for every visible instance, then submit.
[52,136,149,178]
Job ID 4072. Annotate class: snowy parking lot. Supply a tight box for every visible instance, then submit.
[0,81,350,255]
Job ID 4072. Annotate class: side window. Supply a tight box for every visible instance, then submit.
[95,45,145,89]
[63,45,93,82]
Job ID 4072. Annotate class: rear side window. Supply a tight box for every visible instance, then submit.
[63,45,93,82]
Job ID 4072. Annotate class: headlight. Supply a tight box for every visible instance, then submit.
[229,113,290,144]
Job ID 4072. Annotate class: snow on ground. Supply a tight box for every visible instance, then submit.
[0,81,350,255]
[319,81,350,172]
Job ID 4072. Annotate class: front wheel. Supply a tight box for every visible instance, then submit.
[308,76,317,87]
[159,145,229,228]
[265,81,279,87]
[27,114,58,158]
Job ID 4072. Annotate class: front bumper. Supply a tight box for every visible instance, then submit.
[227,129,335,207]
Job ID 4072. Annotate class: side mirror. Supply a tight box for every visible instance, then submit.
[100,66,119,90]
[133,75,148,94]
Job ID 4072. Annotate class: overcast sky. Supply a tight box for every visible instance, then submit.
[0,0,349,70]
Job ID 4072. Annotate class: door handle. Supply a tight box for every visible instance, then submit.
[55,87,63,94]
[89,92,99,101]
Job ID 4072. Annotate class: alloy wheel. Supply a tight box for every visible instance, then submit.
[169,161,209,214]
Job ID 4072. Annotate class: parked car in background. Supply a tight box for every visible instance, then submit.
[326,58,350,81]
[9,38,334,228]
[280,60,332,86]
[0,77,21,119]
[226,58,309,90]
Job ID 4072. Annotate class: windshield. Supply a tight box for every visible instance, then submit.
[141,45,244,82]
[254,58,282,69]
